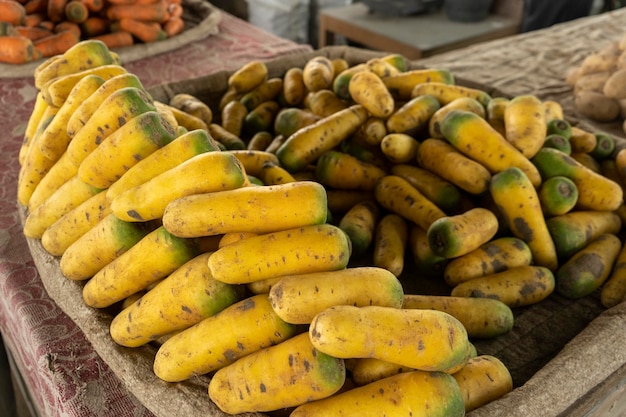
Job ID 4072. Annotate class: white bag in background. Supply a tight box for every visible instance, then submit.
[247,0,311,44]
[309,0,352,47]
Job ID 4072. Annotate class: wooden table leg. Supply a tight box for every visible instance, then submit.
[318,13,335,48]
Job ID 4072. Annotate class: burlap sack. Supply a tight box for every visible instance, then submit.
[22,43,626,417]
[0,0,221,79]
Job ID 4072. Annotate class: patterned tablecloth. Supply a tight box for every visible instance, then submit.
[0,9,311,417]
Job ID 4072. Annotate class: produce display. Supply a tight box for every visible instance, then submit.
[0,0,184,64]
[567,31,626,135]
[17,39,626,416]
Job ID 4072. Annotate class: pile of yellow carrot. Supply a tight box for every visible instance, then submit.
[0,0,185,64]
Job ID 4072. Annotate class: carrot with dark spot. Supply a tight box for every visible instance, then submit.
[0,35,39,64]
[106,1,168,22]
[23,12,44,26]
[79,15,109,36]
[92,30,134,49]
[490,166,558,271]
[452,265,556,307]
[33,29,78,57]
[556,234,621,299]
[64,0,89,23]
[46,0,67,21]
[0,0,26,25]
[54,20,80,37]
[14,25,53,40]
[23,0,47,14]
[374,175,446,232]
[117,17,166,43]
[78,0,101,12]
[37,19,54,30]
[109,251,245,348]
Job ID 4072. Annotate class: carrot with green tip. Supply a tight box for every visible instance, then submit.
[489,166,558,271]
[427,207,499,259]
[538,176,578,216]
[556,233,621,299]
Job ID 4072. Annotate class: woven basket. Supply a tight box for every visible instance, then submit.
[22,45,626,417]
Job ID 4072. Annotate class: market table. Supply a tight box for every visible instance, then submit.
[0,8,311,417]
[318,2,520,59]
[3,5,626,417]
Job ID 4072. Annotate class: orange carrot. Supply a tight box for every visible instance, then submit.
[23,0,47,14]
[0,35,39,64]
[163,15,183,37]
[117,17,166,42]
[37,19,54,30]
[92,30,133,49]
[78,0,100,11]
[103,0,135,4]
[79,15,108,36]
[54,20,80,37]
[14,24,53,40]
[46,0,67,22]
[64,0,88,23]
[33,29,78,56]
[0,0,27,26]
[23,12,44,26]
[166,1,181,18]
[105,2,168,23]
